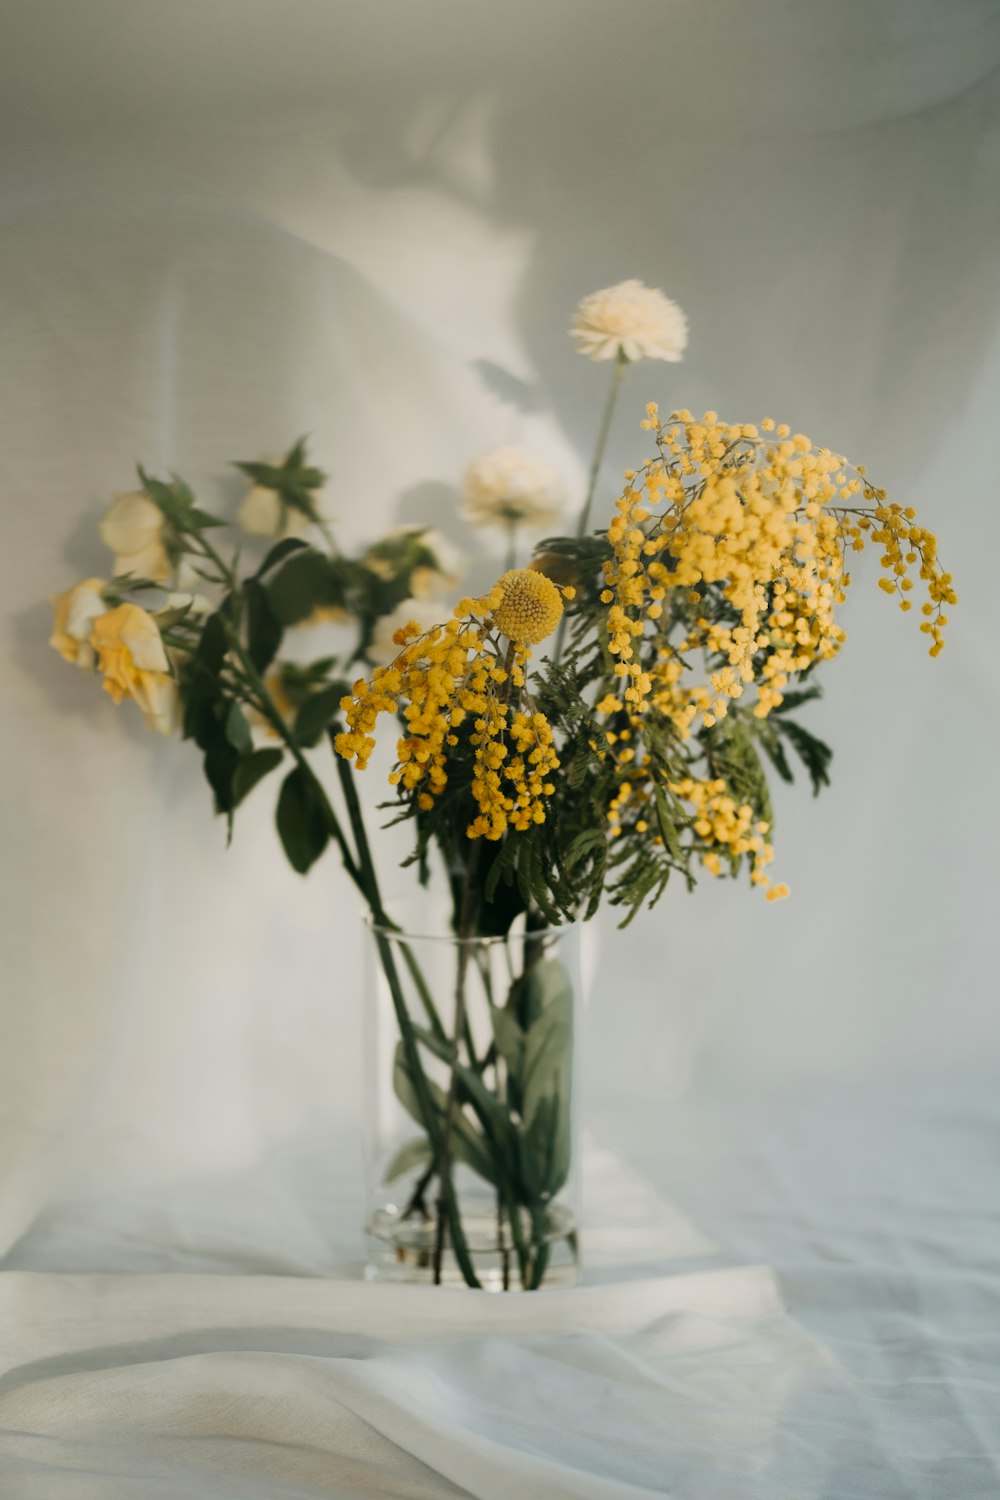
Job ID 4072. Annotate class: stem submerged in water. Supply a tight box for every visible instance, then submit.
[431,843,484,1285]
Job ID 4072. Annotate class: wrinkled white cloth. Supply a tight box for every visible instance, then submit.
[0,1267,868,1500]
[3,1088,1000,1497]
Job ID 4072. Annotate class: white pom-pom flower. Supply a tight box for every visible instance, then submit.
[570,278,688,363]
[460,448,564,532]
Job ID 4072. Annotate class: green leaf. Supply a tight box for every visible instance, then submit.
[382,1136,432,1184]
[410,1024,519,1172]
[136,466,177,515]
[252,537,310,580]
[245,580,283,673]
[136,467,204,533]
[392,1042,497,1186]
[195,609,230,674]
[564,828,606,868]
[490,1006,525,1080]
[521,975,572,1096]
[233,438,327,524]
[204,735,240,818]
[276,766,330,873]
[265,549,342,627]
[776,719,833,796]
[457,1060,518,1150]
[232,747,283,807]
[182,673,217,750]
[756,725,795,784]
[225,702,253,755]
[294,682,348,748]
[520,1088,566,1208]
[475,846,527,936]
[410,1024,455,1065]
[653,784,684,863]
[483,837,520,904]
[517,959,573,1200]
[704,717,774,830]
[169,475,197,510]
[772,687,822,714]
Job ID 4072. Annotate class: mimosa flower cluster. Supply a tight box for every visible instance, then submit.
[334,570,567,841]
[600,735,786,895]
[669,775,784,897]
[602,407,955,740]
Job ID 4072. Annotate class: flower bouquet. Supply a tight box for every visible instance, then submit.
[49,281,955,1288]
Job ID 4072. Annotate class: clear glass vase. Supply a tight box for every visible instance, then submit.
[362,913,581,1291]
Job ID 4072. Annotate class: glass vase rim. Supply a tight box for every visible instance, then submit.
[363,911,581,947]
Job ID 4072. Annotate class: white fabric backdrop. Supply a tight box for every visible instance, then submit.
[1,3,999,1494]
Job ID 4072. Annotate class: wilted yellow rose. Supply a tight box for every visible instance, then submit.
[50,578,108,668]
[99,491,173,582]
[90,603,179,735]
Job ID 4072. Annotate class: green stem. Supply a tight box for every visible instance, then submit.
[431,842,484,1284]
[399,945,449,1045]
[554,348,628,665]
[329,740,448,1040]
[432,936,474,1284]
[494,1054,509,1290]
[497,1162,532,1287]
[504,516,518,572]
[450,1060,531,1286]
[576,347,628,541]
[377,929,482,1289]
[332,746,387,921]
[528,1205,551,1290]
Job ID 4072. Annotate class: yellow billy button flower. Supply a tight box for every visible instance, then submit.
[90,602,179,735]
[491,568,563,646]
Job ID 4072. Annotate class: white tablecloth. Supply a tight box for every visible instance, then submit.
[2,1081,997,1498]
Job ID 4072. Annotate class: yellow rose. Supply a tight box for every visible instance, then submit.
[50,578,108,668]
[90,602,179,735]
[99,491,173,582]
